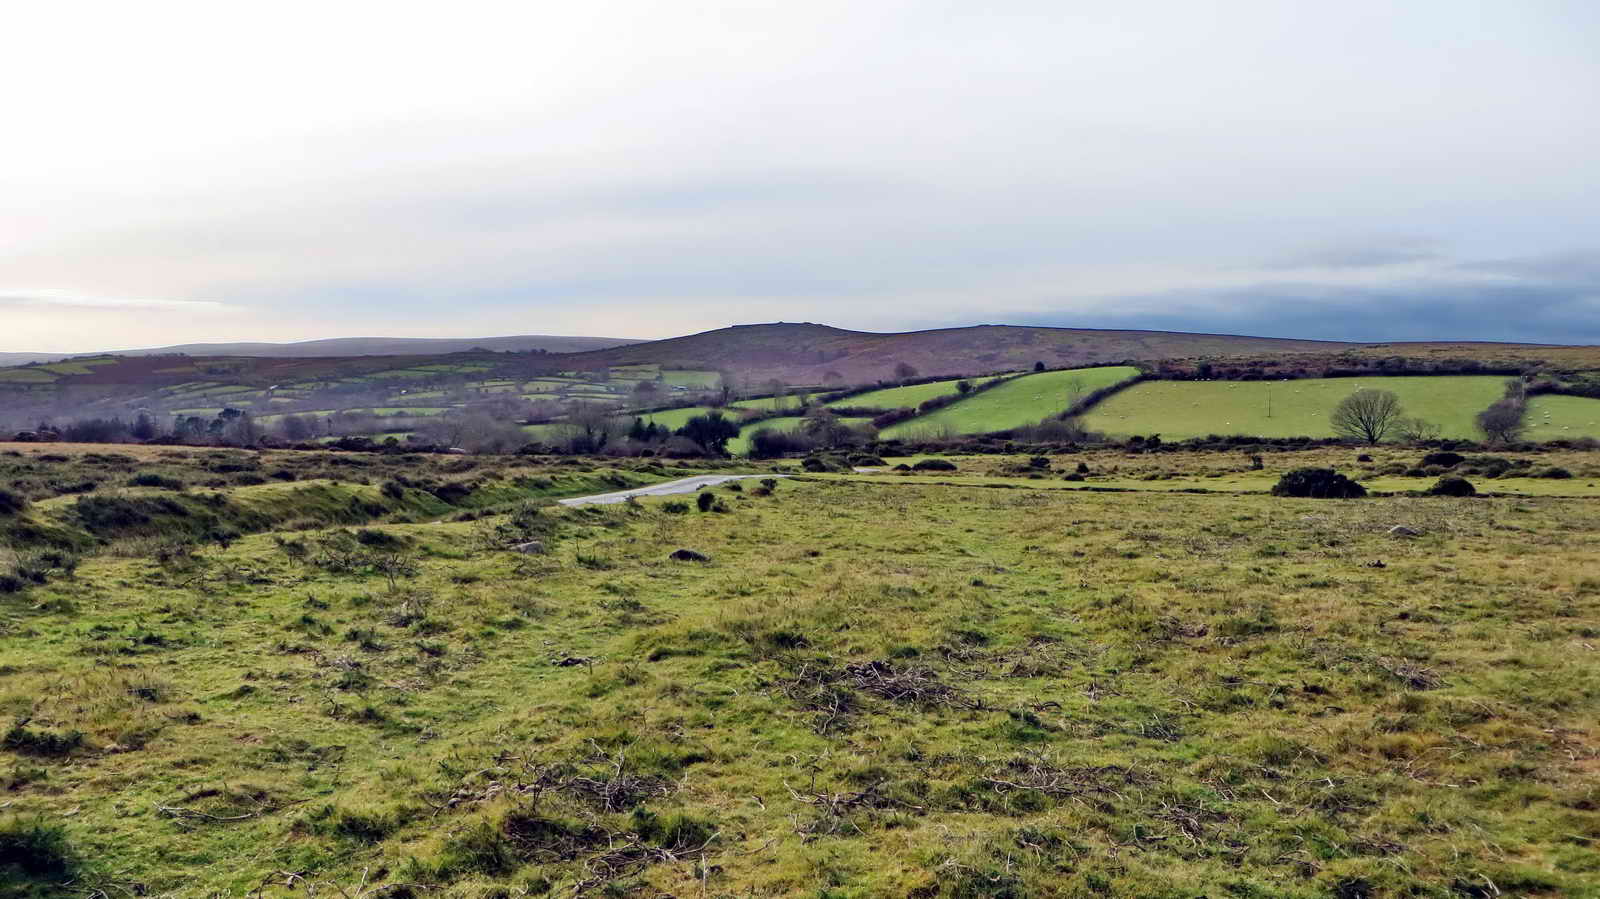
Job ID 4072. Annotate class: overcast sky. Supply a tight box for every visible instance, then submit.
[3,0,1597,351]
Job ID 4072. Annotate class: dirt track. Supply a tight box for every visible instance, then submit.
[557,474,784,506]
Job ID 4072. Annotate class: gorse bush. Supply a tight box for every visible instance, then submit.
[0,816,77,879]
[3,720,86,757]
[1270,468,1367,499]
[0,488,27,516]
[127,472,184,489]
[1428,476,1476,497]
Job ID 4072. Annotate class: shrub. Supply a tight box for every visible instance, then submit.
[354,528,402,548]
[912,458,957,472]
[126,473,183,486]
[0,489,26,516]
[1428,476,1476,497]
[1538,466,1574,479]
[1270,468,1367,499]
[801,456,846,473]
[0,816,77,878]
[3,720,85,757]
[661,501,689,514]
[1421,451,1464,468]
[696,492,715,512]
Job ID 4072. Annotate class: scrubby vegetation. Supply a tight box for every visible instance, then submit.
[2,441,1597,896]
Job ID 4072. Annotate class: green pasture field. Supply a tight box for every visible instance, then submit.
[729,414,806,455]
[33,358,119,376]
[1525,394,1600,440]
[0,369,57,384]
[167,408,225,417]
[2,446,1595,898]
[826,375,1003,411]
[1083,376,1508,441]
[358,369,441,380]
[520,393,564,402]
[732,394,812,413]
[661,369,721,388]
[728,415,872,456]
[882,366,1141,439]
[369,407,449,416]
[635,406,723,431]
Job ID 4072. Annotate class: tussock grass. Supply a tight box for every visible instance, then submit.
[1,455,1597,896]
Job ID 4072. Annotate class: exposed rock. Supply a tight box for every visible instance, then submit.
[669,548,710,562]
[511,541,545,554]
[1388,525,1422,538]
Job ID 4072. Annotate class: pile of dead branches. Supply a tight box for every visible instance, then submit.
[779,659,982,734]
[422,748,672,816]
[785,778,925,839]
[573,832,719,893]
[977,751,1151,805]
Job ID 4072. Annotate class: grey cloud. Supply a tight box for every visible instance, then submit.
[1009,250,1600,344]
[1270,237,1442,270]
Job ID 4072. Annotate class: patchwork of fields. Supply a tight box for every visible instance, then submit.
[881,366,1140,438]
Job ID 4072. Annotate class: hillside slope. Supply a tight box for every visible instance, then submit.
[0,334,637,365]
[563,322,1349,383]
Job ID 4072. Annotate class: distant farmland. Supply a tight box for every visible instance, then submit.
[881,366,1139,438]
[1082,376,1509,440]
[825,375,1007,411]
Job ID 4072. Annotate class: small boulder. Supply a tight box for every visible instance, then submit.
[510,541,545,554]
[1388,525,1422,538]
[669,548,711,563]
[1364,559,1387,568]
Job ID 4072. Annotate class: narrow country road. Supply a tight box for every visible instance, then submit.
[557,474,786,506]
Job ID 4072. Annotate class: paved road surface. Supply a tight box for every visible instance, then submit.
[557,474,785,507]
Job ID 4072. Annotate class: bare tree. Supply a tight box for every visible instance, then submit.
[1477,400,1526,444]
[1330,389,1403,445]
[1392,416,1441,443]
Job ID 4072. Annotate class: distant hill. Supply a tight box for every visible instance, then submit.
[0,334,638,365]
[559,322,1353,383]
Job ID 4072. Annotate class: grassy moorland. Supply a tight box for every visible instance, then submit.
[2,443,1596,897]
[1082,377,1509,441]
[882,367,1140,439]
